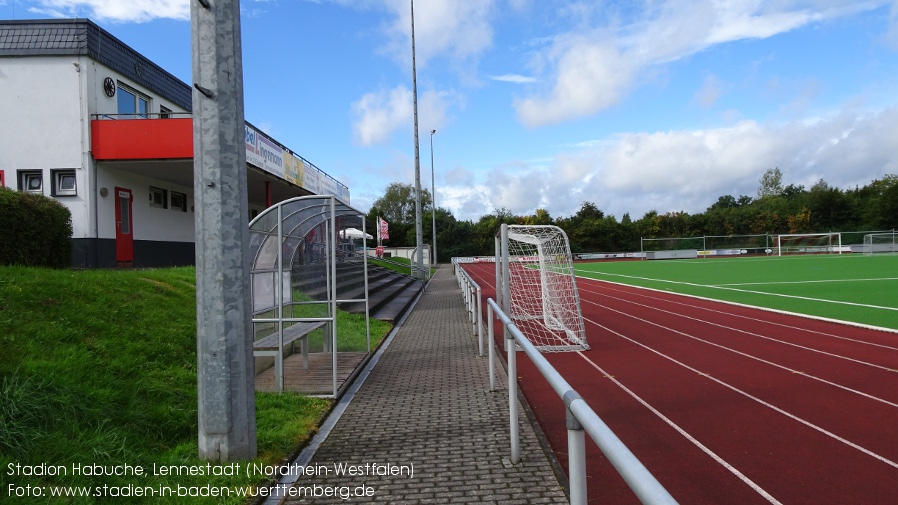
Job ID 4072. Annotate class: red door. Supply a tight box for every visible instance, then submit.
[115,187,134,264]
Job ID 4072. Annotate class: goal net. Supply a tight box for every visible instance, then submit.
[496,224,588,352]
[864,232,898,255]
[774,233,842,256]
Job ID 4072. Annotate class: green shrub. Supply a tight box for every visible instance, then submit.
[0,187,73,268]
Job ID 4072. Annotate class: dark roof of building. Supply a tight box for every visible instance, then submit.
[0,18,192,110]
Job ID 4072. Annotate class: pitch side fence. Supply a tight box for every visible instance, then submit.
[640,230,896,255]
[452,259,677,505]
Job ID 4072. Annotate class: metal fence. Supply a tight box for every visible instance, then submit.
[450,259,677,504]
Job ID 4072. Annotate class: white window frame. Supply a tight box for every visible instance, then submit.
[51,169,77,197]
[149,186,168,209]
[170,191,187,212]
[117,82,151,119]
[19,170,43,194]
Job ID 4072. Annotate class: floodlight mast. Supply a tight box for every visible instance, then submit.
[430,129,437,265]
[411,0,424,280]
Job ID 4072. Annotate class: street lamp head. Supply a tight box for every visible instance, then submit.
[431,129,436,135]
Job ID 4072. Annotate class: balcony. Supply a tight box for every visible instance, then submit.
[91,114,193,161]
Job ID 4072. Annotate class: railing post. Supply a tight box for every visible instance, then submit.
[564,392,588,505]
[507,327,520,464]
[487,304,495,391]
[476,286,483,357]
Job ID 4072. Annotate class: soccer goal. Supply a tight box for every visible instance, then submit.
[863,232,898,255]
[496,224,588,352]
[774,233,842,256]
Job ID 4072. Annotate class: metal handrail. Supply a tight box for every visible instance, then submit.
[452,259,485,360]
[486,297,678,505]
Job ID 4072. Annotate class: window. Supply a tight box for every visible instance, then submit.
[18,170,43,194]
[149,186,167,208]
[51,170,77,196]
[160,106,172,119]
[117,83,150,119]
[170,191,187,212]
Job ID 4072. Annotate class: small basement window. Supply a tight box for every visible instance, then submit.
[52,170,77,197]
[149,186,168,209]
[170,191,187,212]
[18,170,43,194]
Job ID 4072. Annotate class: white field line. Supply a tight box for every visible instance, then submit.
[574,268,898,312]
[573,273,898,335]
[582,296,898,409]
[714,277,898,287]
[581,313,898,471]
[592,281,898,352]
[574,351,783,505]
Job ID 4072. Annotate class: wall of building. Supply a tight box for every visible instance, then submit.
[0,56,92,239]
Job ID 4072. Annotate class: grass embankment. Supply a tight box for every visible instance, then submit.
[369,256,435,278]
[0,266,390,503]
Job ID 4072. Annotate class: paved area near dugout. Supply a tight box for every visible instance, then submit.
[276,265,568,504]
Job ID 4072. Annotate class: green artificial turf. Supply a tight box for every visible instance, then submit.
[574,254,898,330]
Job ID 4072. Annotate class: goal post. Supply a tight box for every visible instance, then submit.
[774,232,842,256]
[863,232,898,255]
[497,224,588,352]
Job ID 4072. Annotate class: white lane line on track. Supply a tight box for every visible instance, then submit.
[582,315,898,471]
[584,298,898,409]
[580,287,898,377]
[575,351,783,505]
[587,280,898,352]
[574,269,898,312]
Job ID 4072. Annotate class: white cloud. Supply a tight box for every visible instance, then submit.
[29,0,189,22]
[489,74,537,84]
[515,0,892,127]
[376,0,496,68]
[352,86,414,147]
[438,105,898,221]
[351,85,455,147]
[516,36,634,127]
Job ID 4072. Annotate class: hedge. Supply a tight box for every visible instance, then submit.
[0,187,73,268]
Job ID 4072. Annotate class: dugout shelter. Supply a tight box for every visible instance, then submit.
[249,195,370,397]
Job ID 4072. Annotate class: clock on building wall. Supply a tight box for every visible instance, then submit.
[103,77,116,98]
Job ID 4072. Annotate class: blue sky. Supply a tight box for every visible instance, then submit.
[3,0,898,221]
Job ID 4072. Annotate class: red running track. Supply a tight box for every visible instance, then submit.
[460,262,898,504]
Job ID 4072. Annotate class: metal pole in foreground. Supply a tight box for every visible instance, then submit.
[410,0,424,280]
[430,129,437,265]
[191,0,257,460]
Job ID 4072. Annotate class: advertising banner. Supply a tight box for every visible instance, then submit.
[282,152,295,185]
[283,152,304,187]
[257,135,284,179]
[320,174,338,198]
[245,125,262,168]
[303,163,320,194]
[295,157,306,189]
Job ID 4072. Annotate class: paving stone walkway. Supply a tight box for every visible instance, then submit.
[279,266,569,504]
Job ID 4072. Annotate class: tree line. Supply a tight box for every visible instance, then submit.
[367,170,898,261]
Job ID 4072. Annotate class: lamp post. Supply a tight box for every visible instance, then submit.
[430,129,437,265]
